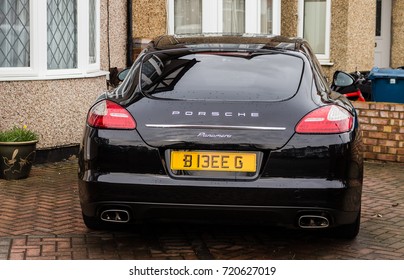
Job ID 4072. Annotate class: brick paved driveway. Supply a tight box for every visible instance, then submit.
[0,160,403,260]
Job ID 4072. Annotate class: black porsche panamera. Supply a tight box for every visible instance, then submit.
[78,34,363,238]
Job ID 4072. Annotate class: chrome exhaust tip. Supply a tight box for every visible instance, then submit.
[298,215,330,228]
[100,209,130,223]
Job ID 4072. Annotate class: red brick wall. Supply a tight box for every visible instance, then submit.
[352,101,404,163]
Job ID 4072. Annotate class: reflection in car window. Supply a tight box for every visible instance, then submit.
[146,52,304,101]
[110,60,141,102]
[301,44,330,94]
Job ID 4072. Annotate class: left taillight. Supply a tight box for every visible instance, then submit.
[87,100,136,129]
[295,105,353,134]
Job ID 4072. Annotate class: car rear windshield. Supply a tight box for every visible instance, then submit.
[139,51,304,102]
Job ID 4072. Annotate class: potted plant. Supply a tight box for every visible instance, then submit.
[0,126,39,180]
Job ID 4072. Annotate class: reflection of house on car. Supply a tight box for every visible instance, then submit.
[1,0,403,159]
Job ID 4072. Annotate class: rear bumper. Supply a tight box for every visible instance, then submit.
[78,173,362,228]
[78,124,363,229]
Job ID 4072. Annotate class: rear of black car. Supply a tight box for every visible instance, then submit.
[78,35,363,238]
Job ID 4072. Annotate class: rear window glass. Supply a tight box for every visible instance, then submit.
[140,52,304,102]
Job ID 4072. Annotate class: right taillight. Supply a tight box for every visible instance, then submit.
[295,105,353,134]
[87,100,136,130]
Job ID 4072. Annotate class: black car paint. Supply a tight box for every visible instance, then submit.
[78,35,363,236]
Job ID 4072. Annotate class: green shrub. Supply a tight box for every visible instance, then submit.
[0,126,39,142]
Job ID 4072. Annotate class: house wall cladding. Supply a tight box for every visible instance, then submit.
[392,0,404,68]
[353,101,404,163]
[133,0,166,39]
[101,0,127,69]
[0,78,106,149]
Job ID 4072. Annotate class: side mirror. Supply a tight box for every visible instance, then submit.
[117,68,130,82]
[333,71,355,87]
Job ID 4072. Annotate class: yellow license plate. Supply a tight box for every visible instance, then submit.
[170,151,256,172]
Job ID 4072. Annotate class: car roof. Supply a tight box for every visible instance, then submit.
[148,34,307,52]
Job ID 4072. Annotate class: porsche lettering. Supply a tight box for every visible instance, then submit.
[172,111,259,117]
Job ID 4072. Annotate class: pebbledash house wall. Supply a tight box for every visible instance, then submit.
[392,0,404,68]
[0,0,127,150]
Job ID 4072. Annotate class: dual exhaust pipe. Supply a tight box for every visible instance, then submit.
[100,209,130,223]
[298,215,330,228]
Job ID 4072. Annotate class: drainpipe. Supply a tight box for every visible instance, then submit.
[126,0,133,67]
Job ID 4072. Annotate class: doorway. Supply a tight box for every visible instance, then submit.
[374,0,391,68]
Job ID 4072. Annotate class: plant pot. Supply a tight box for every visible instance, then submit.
[0,140,37,180]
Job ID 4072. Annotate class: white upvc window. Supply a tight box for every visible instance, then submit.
[168,0,281,35]
[0,0,102,81]
[298,0,331,64]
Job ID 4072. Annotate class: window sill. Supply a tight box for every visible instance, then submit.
[0,70,109,82]
[319,60,334,66]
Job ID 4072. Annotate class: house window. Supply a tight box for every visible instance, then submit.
[298,0,331,63]
[168,0,281,35]
[0,0,30,68]
[223,0,245,33]
[0,0,101,80]
[174,0,202,34]
[261,0,273,34]
[89,0,98,64]
[47,0,77,70]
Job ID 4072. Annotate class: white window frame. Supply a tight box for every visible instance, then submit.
[0,0,104,81]
[87,0,101,73]
[298,0,331,64]
[167,0,281,35]
[0,2,37,78]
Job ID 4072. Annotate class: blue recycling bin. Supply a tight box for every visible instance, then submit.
[368,67,404,103]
